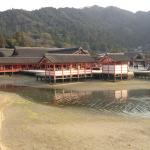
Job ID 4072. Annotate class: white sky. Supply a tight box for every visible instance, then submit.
[0,0,150,12]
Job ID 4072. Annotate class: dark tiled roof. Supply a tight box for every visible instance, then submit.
[47,47,87,54]
[44,54,95,64]
[107,54,129,62]
[97,52,150,62]
[145,54,150,60]
[0,48,14,57]
[0,57,41,64]
[124,52,139,58]
[127,52,150,60]
[13,47,87,57]
[13,47,54,57]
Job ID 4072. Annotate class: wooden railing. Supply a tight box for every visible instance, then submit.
[45,69,92,76]
[0,68,22,73]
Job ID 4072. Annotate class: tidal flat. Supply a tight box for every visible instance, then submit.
[0,75,150,150]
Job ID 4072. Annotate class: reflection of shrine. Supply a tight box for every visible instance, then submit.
[102,90,128,102]
[51,89,128,106]
[52,89,92,105]
[114,90,128,101]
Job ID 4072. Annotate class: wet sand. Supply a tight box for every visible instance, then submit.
[0,93,12,150]
[0,75,50,88]
[0,92,150,150]
[53,80,150,91]
[0,75,150,150]
[0,75,150,91]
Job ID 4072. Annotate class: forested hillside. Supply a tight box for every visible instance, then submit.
[0,6,150,52]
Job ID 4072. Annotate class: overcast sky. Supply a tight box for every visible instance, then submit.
[0,0,150,12]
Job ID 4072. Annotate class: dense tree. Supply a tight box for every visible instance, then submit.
[0,34,6,48]
[0,6,150,51]
[40,33,54,46]
[5,32,32,47]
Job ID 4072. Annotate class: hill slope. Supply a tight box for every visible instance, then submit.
[0,6,150,51]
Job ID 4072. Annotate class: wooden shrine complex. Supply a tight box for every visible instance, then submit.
[0,47,149,82]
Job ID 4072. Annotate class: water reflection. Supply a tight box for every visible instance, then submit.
[52,89,92,105]
[52,89,128,106]
[0,85,150,117]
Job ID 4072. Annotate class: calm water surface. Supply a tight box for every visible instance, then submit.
[0,85,150,117]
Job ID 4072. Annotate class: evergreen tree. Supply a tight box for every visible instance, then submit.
[0,34,6,48]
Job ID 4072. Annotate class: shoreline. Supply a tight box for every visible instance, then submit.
[0,75,150,91]
[1,93,150,150]
[52,79,150,91]
[0,85,149,149]
[0,75,150,149]
[0,95,11,150]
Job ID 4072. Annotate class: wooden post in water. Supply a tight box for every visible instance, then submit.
[114,64,116,82]
[4,65,5,76]
[11,65,13,76]
[48,65,51,82]
[62,64,64,83]
[70,64,72,82]
[90,63,93,79]
[54,64,56,83]
[121,63,122,80]
[77,64,79,81]
[44,65,46,81]
[84,63,87,80]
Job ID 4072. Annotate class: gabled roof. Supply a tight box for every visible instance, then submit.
[13,47,88,57]
[0,48,14,57]
[127,52,150,61]
[145,54,150,60]
[44,54,95,64]
[108,54,129,62]
[47,47,89,55]
[0,57,41,64]
[124,52,139,59]
[110,55,129,61]
[13,47,55,57]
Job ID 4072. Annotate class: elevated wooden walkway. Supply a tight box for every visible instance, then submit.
[134,70,150,79]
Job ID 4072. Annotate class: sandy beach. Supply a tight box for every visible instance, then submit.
[0,75,150,150]
[0,93,12,150]
[0,75,150,91]
[53,79,150,91]
[0,92,149,150]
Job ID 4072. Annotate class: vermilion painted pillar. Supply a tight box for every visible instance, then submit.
[70,64,72,81]
[54,64,56,83]
[62,64,64,82]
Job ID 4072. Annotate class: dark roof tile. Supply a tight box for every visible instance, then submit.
[0,48,14,57]
[44,54,95,64]
[13,47,87,57]
[0,57,41,64]
[107,54,129,62]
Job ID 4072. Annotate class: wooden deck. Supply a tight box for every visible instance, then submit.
[134,70,150,79]
[36,69,93,83]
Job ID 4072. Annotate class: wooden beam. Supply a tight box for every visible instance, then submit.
[70,64,72,81]
[54,64,56,83]
[62,64,64,82]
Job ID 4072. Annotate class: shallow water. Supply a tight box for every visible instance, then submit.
[0,84,150,117]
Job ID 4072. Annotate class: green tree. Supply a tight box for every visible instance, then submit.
[6,38,17,48]
[13,32,33,47]
[40,33,54,47]
[0,34,6,48]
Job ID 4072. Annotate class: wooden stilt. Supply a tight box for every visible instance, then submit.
[49,65,51,82]
[4,66,5,76]
[12,65,13,76]
[84,63,87,79]
[121,63,122,80]
[70,64,72,82]
[77,64,79,81]
[62,64,64,83]
[54,64,56,83]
